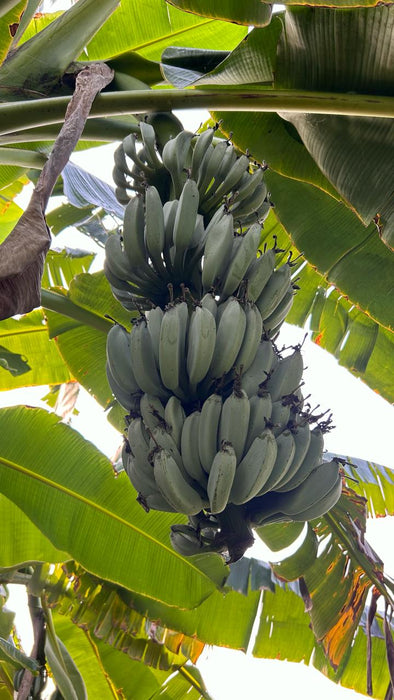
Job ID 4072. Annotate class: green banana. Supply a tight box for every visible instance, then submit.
[127,416,150,462]
[139,393,165,432]
[150,425,184,473]
[144,185,168,280]
[180,411,208,485]
[199,392,223,473]
[244,392,272,453]
[230,428,277,505]
[145,306,164,368]
[170,524,203,556]
[164,395,186,450]
[186,305,217,390]
[202,213,235,292]
[275,426,324,492]
[144,492,177,512]
[190,127,215,181]
[290,470,342,521]
[197,138,229,200]
[125,453,158,497]
[153,448,204,515]
[273,459,341,518]
[234,301,263,374]
[273,422,311,491]
[162,130,194,197]
[201,292,218,319]
[219,222,262,300]
[256,429,296,495]
[139,120,162,169]
[130,318,170,400]
[263,287,294,336]
[172,178,200,275]
[106,364,140,412]
[231,182,268,224]
[106,323,140,395]
[245,248,276,303]
[158,303,187,397]
[207,442,237,514]
[241,339,277,397]
[219,387,250,462]
[209,297,247,378]
[269,400,291,436]
[146,112,184,154]
[256,263,292,320]
[263,347,304,402]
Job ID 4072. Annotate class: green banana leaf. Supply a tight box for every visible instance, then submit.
[0,405,228,609]
[0,1,25,64]
[41,250,95,290]
[20,0,247,64]
[0,0,119,95]
[165,0,272,26]
[0,310,71,390]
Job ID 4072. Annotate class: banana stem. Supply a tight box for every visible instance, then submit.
[217,504,255,562]
[0,89,392,137]
[40,288,112,333]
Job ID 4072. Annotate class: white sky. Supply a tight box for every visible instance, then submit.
[2,101,393,700]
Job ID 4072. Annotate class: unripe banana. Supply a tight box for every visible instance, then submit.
[144,491,177,512]
[273,459,341,517]
[269,400,291,436]
[186,305,217,390]
[290,471,342,521]
[162,130,194,197]
[127,416,150,462]
[170,525,202,556]
[106,323,140,395]
[150,425,184,473]
[207,153,250,210]
[209,297,247,378]
[256,429,296,495]
[202,213,235,292]
[201,292,218,319]
[145,306,164,368]
[199,393,223,473]
[233,301,263,374]
[256,263,292,320]
[241,339,277,397]
[130,318,170,400]
[106,364,140,412]
[230,429,277,505]
[263,347,304,402]
[158,303,187,398]
[207,442,237,514]
[164,395,186,450]
[153,448,204,515]
[139,393,165,432]
[190,127,215,181]
[125,453,158,497]
[180,411,207,485]
[172,178,200,275]
[139,120,162,169]
[105,233,134,282]
[245,392,272,453]
[198,138,229,200]
[275,427,324,492]
[263,287,294,335]
[219,223,262,300]
[273,422,311,491]
[146,111,184,154]
[144,185,168,280]
[245,248,276,302]
[219,387,250,462]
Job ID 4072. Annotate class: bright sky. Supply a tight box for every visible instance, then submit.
[2,32,393,699]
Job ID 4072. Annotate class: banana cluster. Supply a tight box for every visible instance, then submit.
[113,120,271,227]
[121,350,341,555]
[105,118,341,563]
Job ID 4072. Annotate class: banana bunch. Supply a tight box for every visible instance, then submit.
[105,117,341,563]
[112,120,272,228]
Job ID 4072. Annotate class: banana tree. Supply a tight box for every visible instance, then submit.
[0,0,393,698]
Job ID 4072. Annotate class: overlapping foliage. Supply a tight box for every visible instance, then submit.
[0,1,393,698]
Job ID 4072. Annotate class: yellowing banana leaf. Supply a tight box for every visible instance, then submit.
[334,455,394,518]
[0,405,228,608]
[51,611,170,700]
[0,0,119,94]
[275,6,394,248]
[0,0,25,64]
[44,559,260,653]
[0,309,71,390]
[165,0,272,27]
